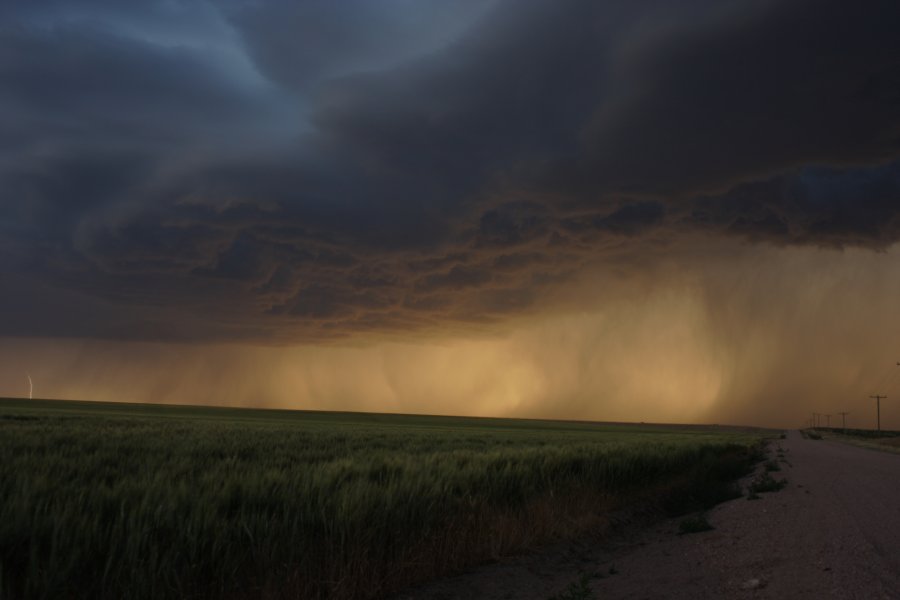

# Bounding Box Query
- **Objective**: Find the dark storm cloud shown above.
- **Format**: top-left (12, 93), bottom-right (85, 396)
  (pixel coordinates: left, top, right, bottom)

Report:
top-left (571, 0), bottom-right (900, 197)
top-left (476, 202), bottom-right (554, 248)
top-left (1, 0), bottom-right (899, 342)
top-left (688, 163), bottom-right (900, 247)
top-left (228, 0), bottom-right (495, 93)
top-left (561, 202), bottom-right (667, 237)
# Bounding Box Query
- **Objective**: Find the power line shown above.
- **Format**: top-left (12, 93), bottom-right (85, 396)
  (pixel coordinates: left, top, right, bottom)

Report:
top-left (870, 395), bottom-right (887, 432)
top-left (838, 411), bottom-right (849, 431)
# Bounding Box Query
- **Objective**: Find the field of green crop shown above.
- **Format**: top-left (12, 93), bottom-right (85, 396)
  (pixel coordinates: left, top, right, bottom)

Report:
top-left (0, 398), bottom-right (768, 599)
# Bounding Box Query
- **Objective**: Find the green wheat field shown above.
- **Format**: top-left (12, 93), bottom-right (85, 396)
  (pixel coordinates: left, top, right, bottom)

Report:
top-left (0, 398), bottom-right (769, 599)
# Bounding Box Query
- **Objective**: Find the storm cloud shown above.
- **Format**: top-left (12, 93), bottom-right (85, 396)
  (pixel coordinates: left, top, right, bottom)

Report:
top-left (1, 0), bottom-right (899, 344)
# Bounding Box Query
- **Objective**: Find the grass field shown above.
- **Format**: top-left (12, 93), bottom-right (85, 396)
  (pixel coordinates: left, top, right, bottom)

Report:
top-left (813, 426), bottom-right (900, 454)
top-left (814, 426), bottom-right (900, 439)
top-left (0, 398), bottom-right (769, 599)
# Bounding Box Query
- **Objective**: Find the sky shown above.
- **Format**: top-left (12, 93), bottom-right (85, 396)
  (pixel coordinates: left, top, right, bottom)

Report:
top-left (1, 0), bottom-right (899, 428)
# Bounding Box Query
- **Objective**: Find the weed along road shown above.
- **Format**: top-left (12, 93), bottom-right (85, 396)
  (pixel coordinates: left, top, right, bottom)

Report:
top-left (400, 430), bottom-right (900, 599)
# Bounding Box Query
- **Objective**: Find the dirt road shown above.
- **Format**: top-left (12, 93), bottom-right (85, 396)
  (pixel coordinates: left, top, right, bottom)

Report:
top-left (397, 431), bottom-right (900, 599)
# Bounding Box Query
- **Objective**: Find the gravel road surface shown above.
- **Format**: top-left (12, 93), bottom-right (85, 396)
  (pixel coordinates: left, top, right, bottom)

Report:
top-left (396, 431), bottom-right (900, 599)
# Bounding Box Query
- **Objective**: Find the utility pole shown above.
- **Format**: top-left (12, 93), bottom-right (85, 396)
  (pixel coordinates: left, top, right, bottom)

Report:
top-left (825, 414), bottom-right (831, 428)
top-left (870, 395), bottom-right (886, 432)
top-left (838, 411), bottom-right (849, 432)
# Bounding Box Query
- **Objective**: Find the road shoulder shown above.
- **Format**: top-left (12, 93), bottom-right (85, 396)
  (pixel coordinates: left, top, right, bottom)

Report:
top-left (396, 433), bottom-right (900, 599)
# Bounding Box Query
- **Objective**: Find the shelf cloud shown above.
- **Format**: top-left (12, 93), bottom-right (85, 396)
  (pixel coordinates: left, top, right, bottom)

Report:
top-left (1, 0), bottom-right (898, 425)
